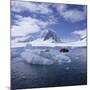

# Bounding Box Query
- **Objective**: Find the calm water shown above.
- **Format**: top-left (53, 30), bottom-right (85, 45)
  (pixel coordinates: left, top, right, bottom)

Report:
top-left (11, 47), bottom-right (87, 89)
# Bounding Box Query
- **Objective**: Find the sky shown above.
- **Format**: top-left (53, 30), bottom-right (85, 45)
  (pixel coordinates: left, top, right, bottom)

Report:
top-left (11, 0), bottom-right (87, 42)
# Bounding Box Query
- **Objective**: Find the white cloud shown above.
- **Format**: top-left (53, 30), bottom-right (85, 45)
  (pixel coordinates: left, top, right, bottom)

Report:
top-left (56, 4), bottom-right (86, 22)
top-left (72, 29), bottom-right (86, 38)
top-left (55, 4), bottom-right (67, 13)
top-left (11, 15), bottom-right (56, 37)
top-left (12, 17), bottom-right (40, 36)
top-left (62, 9), bottom-right (85, 22)
top-left (11, 1), bottom-right (52, 14)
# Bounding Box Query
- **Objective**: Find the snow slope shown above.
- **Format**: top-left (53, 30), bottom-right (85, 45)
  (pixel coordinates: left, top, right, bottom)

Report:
top-left (29, 36), bottom-right (86, 47)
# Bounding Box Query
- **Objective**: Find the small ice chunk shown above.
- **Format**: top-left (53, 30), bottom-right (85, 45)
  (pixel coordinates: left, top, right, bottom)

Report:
top-left (65, 67), bottom-right (70, 70)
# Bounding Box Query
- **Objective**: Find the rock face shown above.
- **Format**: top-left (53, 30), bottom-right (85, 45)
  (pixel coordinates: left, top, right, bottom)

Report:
top-left (40, 30), bottom-right (60, 42)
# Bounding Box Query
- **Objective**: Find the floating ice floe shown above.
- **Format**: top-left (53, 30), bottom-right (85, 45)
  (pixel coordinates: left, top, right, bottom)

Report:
top-left (21, 49), bottom-right (71, 65)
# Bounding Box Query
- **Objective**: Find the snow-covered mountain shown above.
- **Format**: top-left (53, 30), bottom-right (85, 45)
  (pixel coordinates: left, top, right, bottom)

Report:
top-left (11, 30), bottom-right (87, 48)
top-left (40, 30), bottom-right (60, 43)
top-left (29, 32), bottom-right (86, 47)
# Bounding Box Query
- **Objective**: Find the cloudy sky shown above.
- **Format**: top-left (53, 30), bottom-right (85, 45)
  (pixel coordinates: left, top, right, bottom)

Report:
top-left (11, 0), bottom-right (87, 42)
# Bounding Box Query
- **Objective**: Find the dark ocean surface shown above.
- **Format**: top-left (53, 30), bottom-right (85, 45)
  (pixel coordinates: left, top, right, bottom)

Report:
top-left (11, 47), bottom-right (87, 89)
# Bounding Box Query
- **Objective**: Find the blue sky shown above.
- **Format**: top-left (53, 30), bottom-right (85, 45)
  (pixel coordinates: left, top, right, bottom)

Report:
top-left (11, 0), bottom-right (87, 42)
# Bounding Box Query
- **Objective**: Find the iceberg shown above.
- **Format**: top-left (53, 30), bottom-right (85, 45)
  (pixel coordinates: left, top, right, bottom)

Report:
top-left (21, 48), bottom-right (71, 65)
